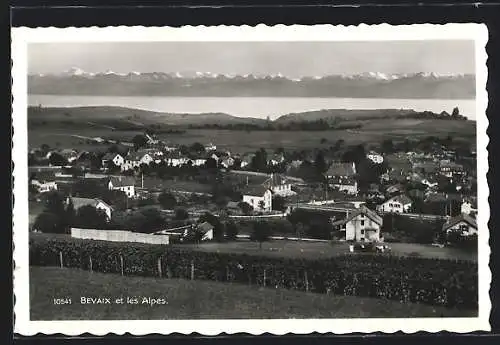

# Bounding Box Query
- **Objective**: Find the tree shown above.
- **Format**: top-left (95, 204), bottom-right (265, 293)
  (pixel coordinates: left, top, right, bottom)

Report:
top-left (381, 139), bottom-right (395, 154)
top-left (314, 151), bottom-right (328, 174)
top-left (250, 221), bottom-right (271, 250)
top-left (272, 195), bottom-right (286, 212)
top-left (225, 221), bottom-right (239, 240)
top-left (139, 207), bottom-right (166, 233)
top-left (73, 205), bottom-right (108, 229)
top-left (45, 191), bottom-right (66, 217)
top-left (452, 107), bottom-right (460, 117)
top-left (190, 142), bottom-right (205, 153)
top-left (33, 212), bottom-right (66, 234)
top-left (158, 191), bottom-right (177, 209)
top-left (174, 208), bottom-right (189, 221)
top-left (238, 201), bottom-right (253, 215)
top-left (204, 157), bottom-right (218, 170)
top-left (48, 152), bottom-right (67, 166)
top-left (132, 134), bottom-right (148, 150)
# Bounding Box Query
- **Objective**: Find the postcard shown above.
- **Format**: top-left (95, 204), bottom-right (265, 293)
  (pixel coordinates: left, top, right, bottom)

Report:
top-left (12, 24), bottom-right (490, 335)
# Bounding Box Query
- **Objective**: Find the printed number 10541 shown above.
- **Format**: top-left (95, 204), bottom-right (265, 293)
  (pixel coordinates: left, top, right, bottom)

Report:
top-left (53, 298), bottom-right (72, 305)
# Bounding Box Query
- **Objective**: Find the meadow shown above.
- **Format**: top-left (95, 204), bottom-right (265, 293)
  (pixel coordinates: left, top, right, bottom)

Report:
top-left (30, 266), bottom-right (476, 320)
top-left (27, 106), bottom-right (476, 153)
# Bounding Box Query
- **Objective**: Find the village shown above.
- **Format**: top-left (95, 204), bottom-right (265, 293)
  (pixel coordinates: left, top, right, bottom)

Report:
top-left (28, 129), bottom-right (478, 255)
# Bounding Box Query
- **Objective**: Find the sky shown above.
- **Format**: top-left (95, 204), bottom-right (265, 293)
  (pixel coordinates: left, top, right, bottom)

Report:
top-left (28, 41), bottom-right (475, 77)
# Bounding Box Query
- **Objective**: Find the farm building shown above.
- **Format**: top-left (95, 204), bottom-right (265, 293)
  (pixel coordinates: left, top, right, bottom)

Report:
top-left (101, 153), bottom-right (124, 168)
top-left (325, 162), bottom-right (358, 195)
top-left (332, 206), bottom-right (383, 242)
top-left (121, 151), bottom-right (154, 171)
top-left (262, 173), bottom-right (295, 197)
top-left (242, 185), bottom-right (273, 212)
top-left (377, 194), bottom-right (413, 213)
top-left (108, 176), bottom-right (136, 198)
top-left (30, 171), bottom-right (58, 193)
top-left (68, 197), bottom-right (113, 220)
top-left (442, 213), bottom-right (478, 236)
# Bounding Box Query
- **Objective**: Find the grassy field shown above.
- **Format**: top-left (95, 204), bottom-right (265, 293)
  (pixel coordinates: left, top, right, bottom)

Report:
top-left (29, 232), bottom-right (477, 262)
top-left (30, 266), bottom-right (476, 320)
top-left (175, 239), bottom-right (477, 262)
top-left (28, 106), bottom-right (476, 153)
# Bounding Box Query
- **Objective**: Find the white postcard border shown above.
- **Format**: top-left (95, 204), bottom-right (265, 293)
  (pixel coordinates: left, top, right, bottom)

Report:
top-left (12, 23), bottom-right (491, 335)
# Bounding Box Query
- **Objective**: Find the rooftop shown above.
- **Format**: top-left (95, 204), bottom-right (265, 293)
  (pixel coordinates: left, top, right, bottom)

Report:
top-left (325, 162), bottom-right (356, 177)
top-left (442, 213), bottom-right (477, 231)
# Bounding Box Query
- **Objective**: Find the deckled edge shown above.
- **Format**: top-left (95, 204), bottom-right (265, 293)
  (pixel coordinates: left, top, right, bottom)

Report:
top-left (11, 23), bottom-right (491, 336)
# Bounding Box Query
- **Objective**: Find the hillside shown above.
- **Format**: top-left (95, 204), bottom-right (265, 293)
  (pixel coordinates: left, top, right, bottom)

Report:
top-left (29, 70), bottom-right (476, 99)
top-left (30, 266), bottom-right (475, 320)
top-left (28, 106), bottom-right (268, 127)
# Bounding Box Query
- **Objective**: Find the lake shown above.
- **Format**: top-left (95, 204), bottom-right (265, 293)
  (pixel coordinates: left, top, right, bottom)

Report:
top-left (29, 95), bottom-right (476, 120)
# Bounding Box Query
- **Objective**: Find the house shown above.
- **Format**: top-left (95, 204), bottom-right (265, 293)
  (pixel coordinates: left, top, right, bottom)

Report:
top-left (164, 143), bottom-right (178, 152)
top-left (332, 206), bottom-right (383, 242)
top-left (121, 151), bottom-right (154, 171)
top-left (197, 221), bottom-right (214, 241)
top-left (220, 157), bottom-right (235, 169)
top-left (439, 161), bottom-right (465, 178)
top-left (108, 176), bottom-right (136, 198)
top-left (145, 133), bottom-right (159, 145)
top-left (366, 151), bottom-right (384, 164)
top-left (188, 154), bottom-right (208, 167)
top-left (30, 171), bottom-right (58, 193)
top-left (325, 162), bottom-right (358, 195)
top-left (242, 185), bottom-right (273, 212)
top-left (262, 173), bottom-right (294, 197)
top-left (58, 149), bottom-right (80, 163)
top-left (442, 213), bottom-right (478, 236)
top-left (268, 153), bottom-right (285, 166)
top-left (205, 143), bottom-right (217, 152)
top-left (377, 194), bottom-right (412, 213)
top-left (412, 161), bottom-right (439, 174)
top-left (101, 153), bottom-right (125, 168)
top-left (164, 152), bottom-right (189, 167)
top-left (68, 197), bottom-right (113, 220)
top-left (385, 183), bottom-right (404, 196)
top-left (461, 199), bottom-right (478, 216)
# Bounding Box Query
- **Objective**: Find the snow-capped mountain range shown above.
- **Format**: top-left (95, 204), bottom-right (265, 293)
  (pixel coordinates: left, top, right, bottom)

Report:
top-left (35, 67), bottom-right (469, 81)
top-left (28, 68), bottom-right (475, 99)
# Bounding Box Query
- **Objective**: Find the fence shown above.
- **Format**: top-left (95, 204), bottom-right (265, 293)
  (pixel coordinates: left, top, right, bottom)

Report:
top-left (71, 228), bottom-right (170, 245)
top-left (228, 213), bottom-right (287, 220)
top-left (30, 235), bottom-right (478, 310)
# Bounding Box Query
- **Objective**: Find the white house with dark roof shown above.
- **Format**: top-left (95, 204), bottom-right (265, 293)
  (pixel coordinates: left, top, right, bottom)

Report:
top-left (442, 213), bottom-right (478, 236)
top-left (332, 206), bottom-right (383, 242)
top-left (377, 194), bottom-right (412, 213)
top-left (461, 199), bottom-right (478, 216)
top-left (366, 151), bottom-right (384, 164)
top-left (121, 151), bottom-right (154, 171)
top-left (30, 171), bottom-right (58, 193)
top-left (164, 152), bottom-right (189, 167)
top-left (325, 162), bottom-right (358, 195)
top-left (242, 185), bottom-right (273, 212)
top-left (108, 176), bottom-right (136, 198)
top-left (68, 196), bottom-right (113, 220)
top-left (262, 173), bottom-right (294, 197)
top-left (101, 153), bottom-right (124, 168)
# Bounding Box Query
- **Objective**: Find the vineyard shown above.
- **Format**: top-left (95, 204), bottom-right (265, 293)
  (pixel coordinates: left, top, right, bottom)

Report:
top-left (29, 235), bottom-right (478, 310)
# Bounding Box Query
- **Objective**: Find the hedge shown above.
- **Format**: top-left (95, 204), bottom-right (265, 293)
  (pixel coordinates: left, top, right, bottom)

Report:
top-left (29, 235), bottom-right (478, 310)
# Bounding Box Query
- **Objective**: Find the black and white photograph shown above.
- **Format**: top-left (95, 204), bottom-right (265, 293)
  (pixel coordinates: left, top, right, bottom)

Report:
top-left (12, 24), bottom-right (489, 334)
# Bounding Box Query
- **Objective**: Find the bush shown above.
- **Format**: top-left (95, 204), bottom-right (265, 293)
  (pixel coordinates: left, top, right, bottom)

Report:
top-left (30, 235), bottom-right (478, 310)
